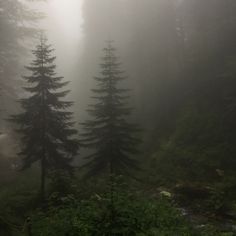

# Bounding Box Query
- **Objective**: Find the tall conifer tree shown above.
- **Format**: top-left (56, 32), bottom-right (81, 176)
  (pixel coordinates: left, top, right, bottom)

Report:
top-left (11, 36), bottom-right (78, 200)
top-left (81, 42), bottom-right (140, 177)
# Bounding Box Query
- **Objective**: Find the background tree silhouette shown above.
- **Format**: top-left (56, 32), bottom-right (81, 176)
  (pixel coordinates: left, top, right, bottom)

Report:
top-left (80, 41), bottom-right (140, 177)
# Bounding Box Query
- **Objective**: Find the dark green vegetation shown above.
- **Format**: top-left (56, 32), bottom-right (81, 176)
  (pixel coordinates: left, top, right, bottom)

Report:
top-left (1, 0), bottom-right (236, 235)
top-left (30, 182), bottom-right (194, 236)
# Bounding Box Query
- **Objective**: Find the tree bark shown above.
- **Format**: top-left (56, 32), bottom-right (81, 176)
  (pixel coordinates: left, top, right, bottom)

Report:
top-left (40, 156), bottom-right (46, 202)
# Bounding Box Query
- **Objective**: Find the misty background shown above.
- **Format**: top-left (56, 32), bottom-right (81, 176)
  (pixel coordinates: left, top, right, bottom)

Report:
top-left (1, 0), bottom-right (236, 178)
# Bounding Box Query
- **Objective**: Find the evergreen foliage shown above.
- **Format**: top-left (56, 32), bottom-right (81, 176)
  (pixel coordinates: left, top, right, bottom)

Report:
top-left (10, 36), bottom-right (79, 200)
top-left (80, 42), bottom-right (140, 177)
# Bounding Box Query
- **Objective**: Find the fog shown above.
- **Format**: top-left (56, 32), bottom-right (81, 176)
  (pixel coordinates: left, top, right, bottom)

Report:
top-left (20, 0), bottom-right (184, 128)
top-left (1, 0), bottom-right (236, 234)
top-left (31, 0), bottom-right (84, 110)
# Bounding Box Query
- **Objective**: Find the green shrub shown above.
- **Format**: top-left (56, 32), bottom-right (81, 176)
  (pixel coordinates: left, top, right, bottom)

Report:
top-left (31, 179), bottom-right (195, 236)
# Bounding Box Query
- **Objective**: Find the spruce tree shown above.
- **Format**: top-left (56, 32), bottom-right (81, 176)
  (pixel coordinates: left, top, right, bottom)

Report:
top-left (10, 36), bottom-right (79, 200)
top-left (80, 42), bottom-right (140, 177)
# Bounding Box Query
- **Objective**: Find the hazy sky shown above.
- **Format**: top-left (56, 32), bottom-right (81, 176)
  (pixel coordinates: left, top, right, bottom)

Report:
top-left (45, 0), bottom-right (83, 42)
top-left (31, 0), bottom-right (85, 99)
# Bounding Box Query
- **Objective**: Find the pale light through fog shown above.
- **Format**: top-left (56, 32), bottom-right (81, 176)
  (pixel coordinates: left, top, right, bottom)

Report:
top-left (48, 0), bottom-right (83, 40)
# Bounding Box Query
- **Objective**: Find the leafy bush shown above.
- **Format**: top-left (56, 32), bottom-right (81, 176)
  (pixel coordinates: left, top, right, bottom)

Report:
top-left (31, 179), bottom-right (195, 236)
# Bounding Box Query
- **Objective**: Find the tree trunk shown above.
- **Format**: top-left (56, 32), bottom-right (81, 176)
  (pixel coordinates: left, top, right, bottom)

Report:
top-left (40, 157), bottom-right (46, 202)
